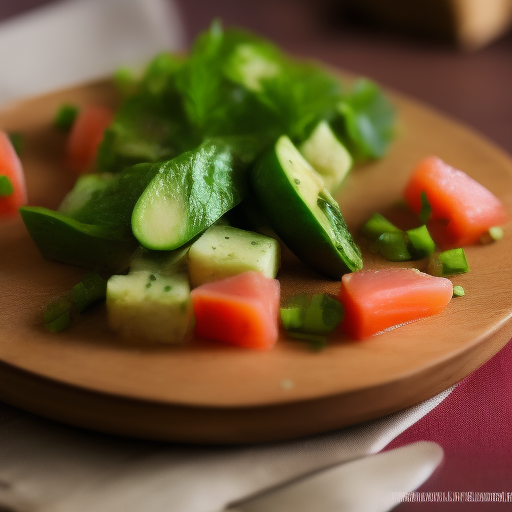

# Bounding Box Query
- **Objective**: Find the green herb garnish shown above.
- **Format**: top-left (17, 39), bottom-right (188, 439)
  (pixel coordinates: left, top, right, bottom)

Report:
top-left (453, 285), bottom-right (465, 297)
top-left (54, 104), bottom-right (79, 131)
top-left (0, 175), bottom-right (14, 197)
top-left (8, 132), bottom-right (23, 156)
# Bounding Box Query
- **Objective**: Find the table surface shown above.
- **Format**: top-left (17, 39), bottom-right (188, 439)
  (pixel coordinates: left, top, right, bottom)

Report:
top-left (1, 0), bottom-right (511, 509)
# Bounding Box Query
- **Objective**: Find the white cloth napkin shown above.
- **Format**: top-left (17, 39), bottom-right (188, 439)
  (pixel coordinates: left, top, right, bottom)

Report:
top-left (0, 2), bottom-right (452, 510)
top-left (0, 390), bottom-right (452, 512)
top-left (0, 0), bottom-right (185, 106)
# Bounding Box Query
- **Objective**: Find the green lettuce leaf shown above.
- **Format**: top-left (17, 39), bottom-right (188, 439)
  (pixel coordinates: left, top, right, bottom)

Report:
top-left (332, 78), bottom-right (396, 160)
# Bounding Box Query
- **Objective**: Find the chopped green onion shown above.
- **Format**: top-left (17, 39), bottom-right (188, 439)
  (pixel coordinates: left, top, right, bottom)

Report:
top-left (54, 104), bottom-right (79, 131)
top-left (280, 293), bottom-right (343, 335)
top-left (405, 224), bottom-right (436, 259)
top-left (419, 191), bottom-right (432, 224)
top-left (480, 226), bottom-right (504, 244)
top-left (377, 232), bottom-right (411, 261)
top-left (8, 132), bottom-right (23, 156)
top-left (71, 271), bottom-right (108, 313)
top-left (362, 213), bottom-right (401, 241)
top-left (489, 226), bottom-right (504, 240)
top-left (429, 248), bottom-right (469, 276)
top-left (452, 285), bottom-right (465, 297)
top-left (0, 175), bottom-right (14, 197)
top-left (303, 293), bottom-right (344, 334)
top-left (44, 300), bottom-right (72, 333)
top-left (287, 331), bottom-right (327, 351)
top-left (279, 293), bottom-right (309, 331)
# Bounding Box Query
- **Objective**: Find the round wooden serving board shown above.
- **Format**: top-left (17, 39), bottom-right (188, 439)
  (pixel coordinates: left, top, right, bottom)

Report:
top-left (0, 79), bottom-right (511, 444)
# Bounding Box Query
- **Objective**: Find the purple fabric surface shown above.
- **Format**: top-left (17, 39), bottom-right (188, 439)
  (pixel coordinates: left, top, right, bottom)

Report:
top-left (387, 340), bottom-right (512, 511)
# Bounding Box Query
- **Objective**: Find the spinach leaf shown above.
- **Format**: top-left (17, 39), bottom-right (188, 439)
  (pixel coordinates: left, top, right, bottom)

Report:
top-left (96, 54), bottom-right (199, 173)
top-left (332, 79), bottom-right (396, 160)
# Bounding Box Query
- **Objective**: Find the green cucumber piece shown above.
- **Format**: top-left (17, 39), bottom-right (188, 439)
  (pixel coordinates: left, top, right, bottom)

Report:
top-left (252, 135), bottom-right (362, 278)
top-left (299, 121), bottom-right (352, 194)
top-left (188, 225), bottom-right (280, 287)
top-left (20, 206), bottom-right (136, 270)
top-left (107, 249), bottom-right (193, 344)
top-left (132, 138), bottom-right (257, 251)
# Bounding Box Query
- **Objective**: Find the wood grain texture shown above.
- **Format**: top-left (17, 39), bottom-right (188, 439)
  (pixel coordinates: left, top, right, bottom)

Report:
top-left (0, 79), bottom-right (511, 444)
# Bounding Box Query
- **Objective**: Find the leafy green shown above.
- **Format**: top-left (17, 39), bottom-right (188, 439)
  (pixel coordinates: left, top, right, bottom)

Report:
top-left (172, 22), bottom-right (343, 141)
top-left (97, 54), bottom-right (199, 173)
top-left (96, 23), bottom-right (395, 175)
top-left (256, 61), bottom-right (342, 141)
top-left (332, 79), bottom-right (396, 160)
top-left (174, 24), bottom-right (278, 138)
top-left (70, 162), bottom-right (163, 236)
top-left (24, 22), bottom-right (397, 275)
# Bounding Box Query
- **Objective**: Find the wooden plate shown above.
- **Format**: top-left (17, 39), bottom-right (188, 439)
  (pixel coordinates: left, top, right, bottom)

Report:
top-left (1, 80), bottom-right (511, 444)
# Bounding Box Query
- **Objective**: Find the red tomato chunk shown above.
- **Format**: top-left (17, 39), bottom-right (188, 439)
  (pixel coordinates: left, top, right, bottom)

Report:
top-left (404, 156), bottom-right (508, 247)
top-left (66, 105), bottom-right (113, 173)
top-left (191, 271), bottom-right (280, 350)
top-left (0, 131), bottom-right (27, 217)
top-left (339, 268), bottom-right (453, 340)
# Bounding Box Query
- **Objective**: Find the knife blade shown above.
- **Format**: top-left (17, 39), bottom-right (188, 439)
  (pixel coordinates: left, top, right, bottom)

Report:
top-left (220, 441), bottom-right (443, 512)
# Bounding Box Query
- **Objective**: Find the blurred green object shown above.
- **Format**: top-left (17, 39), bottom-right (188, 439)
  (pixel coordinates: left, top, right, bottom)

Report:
top-left (8, 132), bottom-right (23, 155)
top-left (54, 104), bottom-right (78, 132)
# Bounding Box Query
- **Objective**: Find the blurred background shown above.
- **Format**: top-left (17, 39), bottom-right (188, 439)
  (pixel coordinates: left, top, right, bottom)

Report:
top-left (1, 0), bottom-right (511, 154)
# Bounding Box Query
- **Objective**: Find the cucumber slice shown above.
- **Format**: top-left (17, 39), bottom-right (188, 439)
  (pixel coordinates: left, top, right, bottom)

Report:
top-left (252, 136), bottom-right (362, 278)
top-left (188, 225), bottom-right (280, 287)
top-left (299, 121), bottom-right (352, 194)
top-left (107, 249), bottom-right (193, 344)
top-left (131, 139), bottom-right (255, 251)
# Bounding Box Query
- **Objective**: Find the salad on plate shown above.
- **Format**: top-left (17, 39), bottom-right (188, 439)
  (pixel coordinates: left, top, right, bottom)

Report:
top-left (1, 21), bottom-right (508, 350)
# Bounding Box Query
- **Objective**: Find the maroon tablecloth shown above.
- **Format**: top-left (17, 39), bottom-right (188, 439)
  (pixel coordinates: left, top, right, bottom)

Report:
top-left (389, 340), bottom-right (512, 510)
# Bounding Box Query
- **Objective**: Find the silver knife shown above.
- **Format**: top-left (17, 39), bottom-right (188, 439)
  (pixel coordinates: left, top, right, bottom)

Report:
top-left (219, 441), bottom-right (443, 512)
